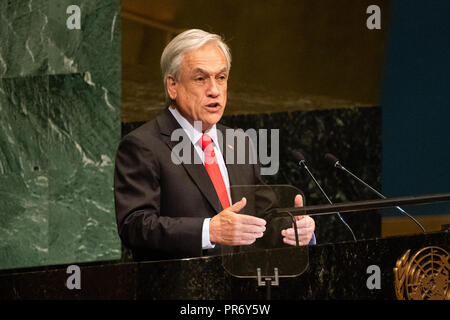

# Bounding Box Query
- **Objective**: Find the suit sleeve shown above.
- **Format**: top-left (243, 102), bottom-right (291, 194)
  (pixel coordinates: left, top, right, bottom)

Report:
top-left (114, 134), bottom-right (204, 258)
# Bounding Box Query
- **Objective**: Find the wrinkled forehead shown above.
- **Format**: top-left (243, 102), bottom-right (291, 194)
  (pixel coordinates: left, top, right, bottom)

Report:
top-left (181, 44), bottom-right (228, 75)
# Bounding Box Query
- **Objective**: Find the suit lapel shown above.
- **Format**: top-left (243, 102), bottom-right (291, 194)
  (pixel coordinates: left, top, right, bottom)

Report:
top-left (157, 108), bottom-right (223, 214)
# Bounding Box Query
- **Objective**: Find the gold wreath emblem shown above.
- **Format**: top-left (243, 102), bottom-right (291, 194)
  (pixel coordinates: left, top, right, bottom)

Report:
top-left (394, 246), bottom-right (450, 300)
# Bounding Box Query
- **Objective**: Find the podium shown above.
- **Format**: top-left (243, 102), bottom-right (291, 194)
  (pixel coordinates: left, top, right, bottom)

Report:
top-left (0, 193), bottom-right (449, 300)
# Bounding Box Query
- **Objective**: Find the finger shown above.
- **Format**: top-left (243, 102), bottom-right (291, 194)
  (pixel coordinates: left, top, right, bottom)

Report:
top-left (294, 194), bottom-right (303, 207)
top-left (238, 223), bottom-right (266, 234)
top-left (282, 231), bottom-right (312, 243)
top-left (242, 232), bottom-right (264, 239)
top-left (293, 215), bottom-right (313, 227)
top-left (283, 237), bottom-right (308, 246)
top-left (222, 226), bottom-right (264, 243)
top-left (237, 232), bottom-right (260, 241)
top-left (235, 238), bottom-right (257, 246)
top-left (283, 226), bottom-right (315, 237)
top-left (283, 232), bottom-right (312, 243)
top-left (238, 213), bottom-right (266, 226)
top-left (228, 197), bottom-right (247, 213)
top-left (281, 228), bottom-right (314, 241)
top-left (228, 233), bottom-right (261, 245)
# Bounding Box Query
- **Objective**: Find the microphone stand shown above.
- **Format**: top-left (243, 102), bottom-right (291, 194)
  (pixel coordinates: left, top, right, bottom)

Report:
top-left (299, 160), bottom-right (357, 242)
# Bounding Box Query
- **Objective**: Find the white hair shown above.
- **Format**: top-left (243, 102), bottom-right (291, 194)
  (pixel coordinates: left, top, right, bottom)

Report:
top-left (160, 29), bottom-right (232, 104)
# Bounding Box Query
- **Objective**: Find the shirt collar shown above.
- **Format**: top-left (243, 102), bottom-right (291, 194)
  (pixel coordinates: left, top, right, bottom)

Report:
top-left (168, 106), bottom-right (219, 147)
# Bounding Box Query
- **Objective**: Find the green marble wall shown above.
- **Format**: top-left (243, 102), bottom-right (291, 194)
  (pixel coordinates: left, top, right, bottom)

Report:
top-left (0, 0), bottom-right (121, 270)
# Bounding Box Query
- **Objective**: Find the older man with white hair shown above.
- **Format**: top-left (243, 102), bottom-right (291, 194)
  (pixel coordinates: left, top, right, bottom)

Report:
top-left (114, 29), bottom-right (315, 261)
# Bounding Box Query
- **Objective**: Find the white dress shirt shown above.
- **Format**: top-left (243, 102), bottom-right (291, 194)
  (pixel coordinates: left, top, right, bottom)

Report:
top-left (169, 106), bottom-right (232, 249)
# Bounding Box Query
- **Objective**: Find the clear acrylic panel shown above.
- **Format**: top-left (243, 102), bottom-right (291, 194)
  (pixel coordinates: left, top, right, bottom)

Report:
top-left (222, 184), bottom-right (309, 279)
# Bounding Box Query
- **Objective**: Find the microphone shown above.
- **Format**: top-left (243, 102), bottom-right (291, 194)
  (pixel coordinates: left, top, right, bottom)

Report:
top-left (293, 151), bottom-right (357, 241)
top-left (324, 153), bottom-right (426, 233)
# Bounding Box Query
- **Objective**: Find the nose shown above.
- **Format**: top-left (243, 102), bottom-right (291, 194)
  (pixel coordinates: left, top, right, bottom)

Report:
top-left (206, 78), bottom-right (220, 98)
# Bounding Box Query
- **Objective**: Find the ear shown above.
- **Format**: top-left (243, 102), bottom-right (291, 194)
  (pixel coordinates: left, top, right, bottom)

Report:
top-left (166, 75), bottom-right (177, 100)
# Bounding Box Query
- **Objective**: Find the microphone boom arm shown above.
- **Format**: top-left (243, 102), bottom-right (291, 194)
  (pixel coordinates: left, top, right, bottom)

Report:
top-left (274, 192), bottom-right (450, 218)
top-left (338, 163), bottom-right (426, 233)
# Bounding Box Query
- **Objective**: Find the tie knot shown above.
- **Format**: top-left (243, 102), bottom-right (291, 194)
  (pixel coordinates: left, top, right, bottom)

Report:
top-left (200, 134), bottom-right (213, 151)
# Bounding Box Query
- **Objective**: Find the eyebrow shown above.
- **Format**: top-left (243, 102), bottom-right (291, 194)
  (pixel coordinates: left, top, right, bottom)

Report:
top-left (192, 67), bottom-right (228, 75)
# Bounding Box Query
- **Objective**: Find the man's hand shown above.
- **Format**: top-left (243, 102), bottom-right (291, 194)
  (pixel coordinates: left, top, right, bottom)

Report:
top-left (209, 197), bottom-right (266, 246)
top-left (281, 194), bottom-right (315, 246)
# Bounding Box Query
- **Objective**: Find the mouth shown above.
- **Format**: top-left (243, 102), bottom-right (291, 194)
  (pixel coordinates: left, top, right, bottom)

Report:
top-left (205, 102), bottom-right (221, 111)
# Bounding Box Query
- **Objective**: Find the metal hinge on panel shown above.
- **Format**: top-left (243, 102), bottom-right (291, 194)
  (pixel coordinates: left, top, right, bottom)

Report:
top-left (257, 267), bottom-right (279, 286)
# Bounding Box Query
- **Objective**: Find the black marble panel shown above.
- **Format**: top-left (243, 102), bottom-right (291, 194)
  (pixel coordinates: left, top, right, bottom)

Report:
top-left (0, 261), bottom-right (136, 300)
top-left (0, 232), bottom-right (448, 300)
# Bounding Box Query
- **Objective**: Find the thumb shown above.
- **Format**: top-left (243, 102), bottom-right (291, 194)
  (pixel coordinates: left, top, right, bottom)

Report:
top-left (229, 197), bottom-right (247, 213)
top-left (294, 194), bottom-right (303, 207)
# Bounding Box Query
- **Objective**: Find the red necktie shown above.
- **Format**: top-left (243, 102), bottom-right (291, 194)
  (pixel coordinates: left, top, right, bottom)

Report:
top-left (200, 134), bottom-right (230, 210)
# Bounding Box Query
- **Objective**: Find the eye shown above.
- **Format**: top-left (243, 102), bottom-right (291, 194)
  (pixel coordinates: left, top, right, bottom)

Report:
top-left (195, 77), bottom-right (205, 82)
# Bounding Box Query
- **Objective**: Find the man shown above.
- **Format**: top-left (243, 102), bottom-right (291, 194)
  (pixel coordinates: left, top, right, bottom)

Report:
top-left (114, 29), bottom-right (315, 261)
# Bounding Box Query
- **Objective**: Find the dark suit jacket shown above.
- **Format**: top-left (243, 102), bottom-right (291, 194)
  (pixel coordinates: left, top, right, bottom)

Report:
top-left (114, 108), bottom-right (277, 261)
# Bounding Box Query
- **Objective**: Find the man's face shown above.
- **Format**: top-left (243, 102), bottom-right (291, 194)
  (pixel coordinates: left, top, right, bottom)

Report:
top-left (167, 44), bottom-right (228, 131)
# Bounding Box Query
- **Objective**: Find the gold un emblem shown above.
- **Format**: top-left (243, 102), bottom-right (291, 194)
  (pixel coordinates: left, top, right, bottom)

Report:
top-left (394, 246), bottom-right (449, 300)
